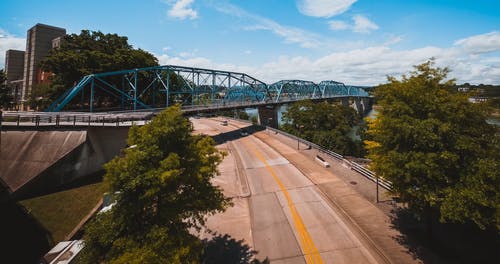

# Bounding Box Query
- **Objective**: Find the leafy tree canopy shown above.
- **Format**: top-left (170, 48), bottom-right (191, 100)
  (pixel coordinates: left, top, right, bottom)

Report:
top-left (365, 60), bottom-right (499, 232)
top-left (80, 105), bottom-right (230, 263)
top-left (281, 100), bottom-right (364, 156)
top-left (0, 69), bottom-right (14, 109)
top-left (39, 30), bottom-right (158, 101)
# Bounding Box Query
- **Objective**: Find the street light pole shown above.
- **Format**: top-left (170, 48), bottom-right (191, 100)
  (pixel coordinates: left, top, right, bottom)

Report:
top-left (296, 124), bottom-right (304, 150)
top-left (267, 117), bottom-right (273, 134)
top-left (376, 175), bottom-right (380, 203)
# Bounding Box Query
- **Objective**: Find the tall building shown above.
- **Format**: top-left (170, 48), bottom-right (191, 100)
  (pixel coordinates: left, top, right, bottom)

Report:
top-left (4, 50), bottom-right (25, 107)
top-left (21, 23), bottom-right (66, 106)
top-left (5, 50), bottom-right (25, 81)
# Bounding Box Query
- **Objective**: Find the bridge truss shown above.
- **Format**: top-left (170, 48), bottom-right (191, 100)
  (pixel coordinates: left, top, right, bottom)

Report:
top-left (46, 65), bottom-right (369, 112)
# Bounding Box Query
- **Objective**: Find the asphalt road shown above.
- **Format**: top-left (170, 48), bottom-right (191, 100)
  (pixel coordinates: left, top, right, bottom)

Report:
top-left (193, 118), bottom-right (380, 264)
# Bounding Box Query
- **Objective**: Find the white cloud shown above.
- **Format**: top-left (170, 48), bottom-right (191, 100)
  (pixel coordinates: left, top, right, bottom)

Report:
top-left (0, 29), bottom-right (25, 69)
top-left (382, 35), bottom-right (403, 46)
top-left (328, 20), bottom-right (349, 30)
top-left (297, 0), bottom-right (357, 18)
top-left (352, 15), bottom-right (379, 33)
top-left (454, 31), bottom-right (500, 54)
top-left (329, 15), bottom-right (378, 33)
top-left (213, 2), bottom-right (322, 48)
top-left (167, 0), bottom-right (198, 20)
top-left (156, 52), bottom-right (255, 74)
top-left (178, 48), bottom-right (198, 58)
top-left (154, 32), bottom-right (500, 86)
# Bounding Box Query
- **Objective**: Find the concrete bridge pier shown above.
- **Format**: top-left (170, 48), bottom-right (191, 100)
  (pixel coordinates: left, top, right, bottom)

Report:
top-left (257, 105), bottom-right (279, 128)
top-left (362, 97), bottom-right (373, 115)
top-left (341, 97), bottom-right (350, 107)
top-left (354, 98), bottom-right (365, 115)
top-left (353, 97), bottom-right (374, 116)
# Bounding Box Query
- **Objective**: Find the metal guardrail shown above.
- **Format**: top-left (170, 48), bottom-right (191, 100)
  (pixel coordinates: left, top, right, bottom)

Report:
top-left (265, 126), bottom-right (393, 190)
top-left (349, 162), bottom-right (393, 190)
top-left (0, 111), bottom-right (150, 128)
top-left (225, 117), bottom-right (393, 191)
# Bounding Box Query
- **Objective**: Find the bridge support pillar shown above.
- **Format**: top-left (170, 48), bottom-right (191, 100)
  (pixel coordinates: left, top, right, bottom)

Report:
top-left (341, 97), bottom-right (350, 107)
top-left (362, 97), bottom-right (373, 115)
top-left (258, 105), bottom-right (278, 128)
top-left (354, 98), bottom-right (364, 115)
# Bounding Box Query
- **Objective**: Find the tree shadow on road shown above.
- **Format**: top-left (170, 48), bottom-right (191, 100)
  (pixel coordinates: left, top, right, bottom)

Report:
top-left (390, 207), bottom-right (500, 264)
top-left (390, 207), bottom-right (448, 264)
top-left (201, 234), bottom-right (269, 264)
top-left (211, 124), bottom-right (262, 145)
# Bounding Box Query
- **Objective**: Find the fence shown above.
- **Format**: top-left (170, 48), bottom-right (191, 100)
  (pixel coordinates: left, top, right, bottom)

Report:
top-left (0, 111), bottom-right (151, 128)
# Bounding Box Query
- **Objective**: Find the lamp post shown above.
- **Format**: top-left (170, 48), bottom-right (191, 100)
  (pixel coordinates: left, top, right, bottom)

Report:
top-left (296, 124), bottom-right (304, 150)
top-left (267, 117), bottom-right (273, 134)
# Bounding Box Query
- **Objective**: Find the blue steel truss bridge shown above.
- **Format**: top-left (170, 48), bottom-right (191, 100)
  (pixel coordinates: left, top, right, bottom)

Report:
top-left (45, 65), bottom-right (370, 112)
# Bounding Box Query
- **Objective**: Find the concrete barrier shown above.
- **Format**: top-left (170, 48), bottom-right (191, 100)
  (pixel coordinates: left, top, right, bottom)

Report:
top-left (315, 155), bottom-right (330, 168)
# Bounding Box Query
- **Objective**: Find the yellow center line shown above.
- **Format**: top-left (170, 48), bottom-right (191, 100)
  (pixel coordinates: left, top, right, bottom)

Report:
top-left (242, 139), bottom-right (324, 264)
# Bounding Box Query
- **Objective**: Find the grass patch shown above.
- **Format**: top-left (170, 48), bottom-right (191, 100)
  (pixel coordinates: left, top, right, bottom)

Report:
top-left (20, 182), bottom-right (105, 243)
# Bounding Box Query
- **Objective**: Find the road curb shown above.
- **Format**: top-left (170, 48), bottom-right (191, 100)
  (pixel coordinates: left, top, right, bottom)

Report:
top-left (228, 141), bottom-right (251, 198)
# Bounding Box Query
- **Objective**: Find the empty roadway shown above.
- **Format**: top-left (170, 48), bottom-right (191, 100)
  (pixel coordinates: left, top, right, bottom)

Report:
top-left (192, 118), bottom-right (381, 264)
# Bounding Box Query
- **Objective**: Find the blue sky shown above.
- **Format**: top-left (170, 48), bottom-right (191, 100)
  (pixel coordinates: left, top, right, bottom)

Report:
top-left (1, 0), bottom-right (499, 85)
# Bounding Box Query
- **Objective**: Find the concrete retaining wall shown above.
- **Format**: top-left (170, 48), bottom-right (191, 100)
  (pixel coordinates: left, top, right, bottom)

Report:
top-left (0, 127), bottom-right (129, 200)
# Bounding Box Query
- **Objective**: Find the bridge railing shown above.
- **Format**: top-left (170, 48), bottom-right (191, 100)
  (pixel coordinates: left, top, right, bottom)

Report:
top-left (225, 116), bottom-right (393, 191)
top-left (0, 111), bottom-right (152, 128)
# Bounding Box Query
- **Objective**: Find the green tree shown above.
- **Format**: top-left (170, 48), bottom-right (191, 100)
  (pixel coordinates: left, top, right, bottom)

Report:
top-left (365, 60), bottom-right (499, 232)
top-left (0, 69), bottom-right (14, 109)
top-left (39, 30), bottom-right (158, 104)
top-left (236, 111), bottom-right (250, 120)
top-left (80, 105), bottom-right (230, 263)
top-left (26, 83), bottom-right (57, 110)
top-left (250, 116), bottom-right (258, 124)
top-left (281, 100), bottom-right (363, 156)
